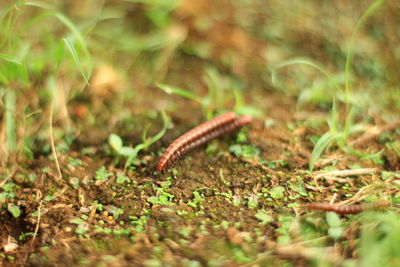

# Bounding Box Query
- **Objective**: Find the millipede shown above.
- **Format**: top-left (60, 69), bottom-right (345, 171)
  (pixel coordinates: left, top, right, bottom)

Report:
top-left (304, 201), bottom-right (390, 214)
top-left (157, 112), bottom-right (251, 171)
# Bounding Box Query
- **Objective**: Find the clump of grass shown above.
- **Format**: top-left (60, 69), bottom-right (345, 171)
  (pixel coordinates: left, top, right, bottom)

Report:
top-left (157, 67), bottom-right (261, 119)
top-left (271, 0), bottom-right (386, 171)
top-left (0, 2), bottom-right (93, 161)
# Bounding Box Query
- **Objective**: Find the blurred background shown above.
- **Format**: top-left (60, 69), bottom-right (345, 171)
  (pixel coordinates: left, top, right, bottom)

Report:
top-left (0, 0), bottom-right (399, 160)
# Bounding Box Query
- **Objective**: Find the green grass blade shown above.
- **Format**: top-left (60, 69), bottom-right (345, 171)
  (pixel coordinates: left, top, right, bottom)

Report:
top-left (125, 111), bottom-right (170, 168)
top-left (344, 0), bottom-right (385, 107)
top-left (4, 90), bottom-right (17, 152)
top-left (0, 53), bottom-right (22, 65)
top-left (22, 4), bottom-right (88, 51)
top-left (63, 38), bottom-right (89, 84)
top-left (156, 83), bottom-right (202, 103)
top-left (342, 106), bottom-right (356, 144)
top-left (271, 58), bottom-right (342, 93)
top-left (19, 4), bottom-right (92, 82)
top-left (309, 131), bottom-right (341, 171)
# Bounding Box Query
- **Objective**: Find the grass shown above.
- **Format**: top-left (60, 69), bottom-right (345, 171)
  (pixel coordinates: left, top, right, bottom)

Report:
top-left (272, 0), bottom-right (388, 170)
top-left (1, 0), bottom-right (399, 266)
top-left (108, 110), bottom-right (169, 169)
top-left (157, 67), bottom-right (261, 120)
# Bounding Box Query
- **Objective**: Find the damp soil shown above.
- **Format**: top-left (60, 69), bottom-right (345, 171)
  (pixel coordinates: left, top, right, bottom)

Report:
top-left (1, 86), bottom-right (399, 267)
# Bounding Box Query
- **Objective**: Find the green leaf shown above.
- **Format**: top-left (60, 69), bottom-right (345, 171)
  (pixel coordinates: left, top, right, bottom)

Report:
top-left (118, 147), bottom-right (135, 157)
top-left (63, 38), bottom-right (89, 84)
top-left (75, 224), bottom-right (89, 235)
top-left (271, 58), bottom-right (341, 93)
top-left (116, 172), bottom-right (130, 184)
top-left (328, 227), bottom-right (343, 239)
top-left (326, 212), bottom-right (342, 227)
top-left (156, 83), bottom-right (201, 103)
top-left (125, 110), bottom-right (169, 168)
top-left (107, 206), bottom-right (124, 219)
top-left (290, 181), bottom-right (307, 196)
top-left (8, 204), bottom-right (21, 217)
top-left (345, 0), bottom-right (385, 105)
top-left (70, 218), bottom-right (85, 224)
top-left (255, 210), bottom-right (273, 225)
top-left (309, 131), bottom-right (341, 171)
top-left (0, 53), bottom-right (22, 65)
top-left (95, 166), bottom-right (111, 181)
top-left (247, 195), bottom-right (258, 209)
top-left (109, 134), bottom-right (123, 152)
top-left (270, 186), bottom-right (285, 199)
top-left (229, 144), bottom-right (259, 158)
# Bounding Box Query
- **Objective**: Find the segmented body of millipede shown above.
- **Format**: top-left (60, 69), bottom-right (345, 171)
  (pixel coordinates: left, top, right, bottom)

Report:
top-left (304, 201), bottom-right (390, 214)
top-left (157, 112), bottom-right (251, 171)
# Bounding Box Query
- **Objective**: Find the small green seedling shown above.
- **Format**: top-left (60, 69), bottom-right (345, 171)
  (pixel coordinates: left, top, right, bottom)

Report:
top-left (7, 203), bottom-right (21, 217)
top-left (109, 110), bottom-right (169, 168)
top-left (95, 166), bottom-right (111, 182)
top-left (255, 210), bottom-right (273, 226)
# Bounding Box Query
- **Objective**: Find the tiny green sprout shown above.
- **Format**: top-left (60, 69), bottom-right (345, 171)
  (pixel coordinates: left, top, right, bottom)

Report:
top-left (3, 182), bottom-right (15, 192)
top-left (148, 187), bottom-right (174, 205)
top-left (219, 169), bottom-right (231, 186)
top-left (75, 224), bottom-right (89, 236)
top-left (255, 210), bottom-right (272, 226)
top-left (69, 177), bottom-right (80, 190)
top-left (95, 166), bottom-right (111, 181)
top-left (116, 172), bottom-right (130, 184)
top-left (247, 195), bottom-right (258, 209)
top-left (233, 195), bottom-right (242, 207)
top-left (177, 210), bottom-right (188, 216)
top-left (179, 227), bottom-right (191, 239)
top-left (91, 200), bottom-right (104, 211)
top-left (231, 247), bottom-right (252, 263)
top-left (70, 218), bottom-right (85, 225)
top-left (68, 157), bottom-right (83, 167)
top-left (107, 206), bottom-right (124, 219)
top-left (289, 181), bottom-right (307, 197)
top-left (7, 203), bottom-right (21, 217)
top-left (129, 215), bottom-right (148, 233)
top-left (44, 193), bottom-right (58, 201)
top-left (41, 167), bottom-right (50, 174)
top-left (270, 186), bottom-right (285, 199)
top-left (236, 131), bottom-right (248, 143)
top-left (28, 173), bottom-right (37, 183)
top-left (19, 232), bottom-right (34, 241)
top-left (221, 220), bottom-right (229, 230)
top-left (229, 144), bottom-right (259, 158)
top-left (187, 191), bottom-right (204, 209)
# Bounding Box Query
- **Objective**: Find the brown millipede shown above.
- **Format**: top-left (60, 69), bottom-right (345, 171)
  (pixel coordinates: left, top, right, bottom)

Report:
top-left (304, 201), bottom-right (390, 214)
top-left (157, 112), bottom-right (251, 171)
